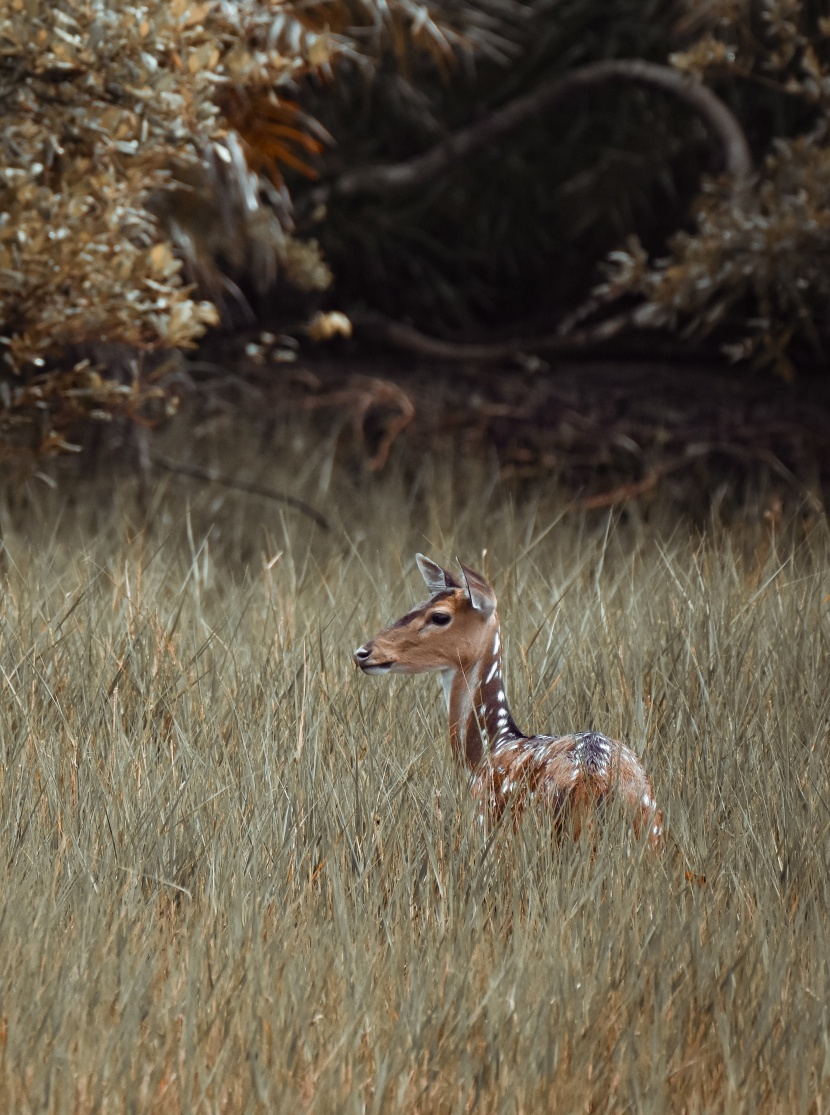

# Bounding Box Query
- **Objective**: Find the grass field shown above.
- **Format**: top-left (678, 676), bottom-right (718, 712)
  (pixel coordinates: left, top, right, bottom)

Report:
top-left (1, 434), bottom-right (829, 1113)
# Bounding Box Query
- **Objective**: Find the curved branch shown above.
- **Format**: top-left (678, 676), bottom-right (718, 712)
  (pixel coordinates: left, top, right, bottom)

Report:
top-left (151, 454), bottom-right (330, 531)
top-left (303, 59), bottom-right (751, 211)
top-left (353, 309), bottom-right (637, 363)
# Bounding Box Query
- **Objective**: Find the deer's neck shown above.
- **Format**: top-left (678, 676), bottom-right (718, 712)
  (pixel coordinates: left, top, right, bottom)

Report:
top-left (444, 622), bottom-right (523, 769)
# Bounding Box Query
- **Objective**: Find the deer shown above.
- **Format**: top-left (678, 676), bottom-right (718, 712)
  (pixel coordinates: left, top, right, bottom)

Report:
top-left (354, 555), bottom-right (663, 848)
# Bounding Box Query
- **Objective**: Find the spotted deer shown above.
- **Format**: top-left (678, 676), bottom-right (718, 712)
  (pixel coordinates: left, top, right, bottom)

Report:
top-left (354, 555), bottom-right (663, 848)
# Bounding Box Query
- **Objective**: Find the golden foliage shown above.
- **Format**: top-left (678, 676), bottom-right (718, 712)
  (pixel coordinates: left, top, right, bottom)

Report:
top-left (601, 0), bottom-right (830, 373)
top-left (0, 2), bottom-right (225, 367)
top-left (0, 0), bottom-right (477, 450)
top-left (220, 89), bottom-right (331, 184)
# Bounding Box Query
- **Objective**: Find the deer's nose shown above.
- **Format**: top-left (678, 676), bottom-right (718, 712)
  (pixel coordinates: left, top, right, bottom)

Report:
top-left (354, 643), bottom-right (373, 664)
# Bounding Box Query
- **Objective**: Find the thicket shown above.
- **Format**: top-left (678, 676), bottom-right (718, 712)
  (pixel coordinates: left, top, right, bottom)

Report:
top-left (1, 0), bottom-right (829, 456)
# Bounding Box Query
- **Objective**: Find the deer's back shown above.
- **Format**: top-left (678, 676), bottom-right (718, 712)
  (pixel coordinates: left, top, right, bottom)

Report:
top-left (473, 730), bottom-right (661, 842)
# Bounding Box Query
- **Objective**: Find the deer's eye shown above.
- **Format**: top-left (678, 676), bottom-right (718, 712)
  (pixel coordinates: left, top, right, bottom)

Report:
top-left (430, 611), bottom-right (452, 626)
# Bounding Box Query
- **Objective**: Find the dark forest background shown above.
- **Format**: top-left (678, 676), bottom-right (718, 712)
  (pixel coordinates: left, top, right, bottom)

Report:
top-left (2, 0), bottom-right (830, 503)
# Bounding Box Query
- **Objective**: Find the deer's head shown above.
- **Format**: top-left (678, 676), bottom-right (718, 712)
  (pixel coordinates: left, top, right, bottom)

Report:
top-left (354, 555), bottom-right (498, 676)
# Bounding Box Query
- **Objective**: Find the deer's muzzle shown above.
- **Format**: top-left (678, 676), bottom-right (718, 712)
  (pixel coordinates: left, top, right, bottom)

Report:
top-left (353, 642), bottom-right (393, 673)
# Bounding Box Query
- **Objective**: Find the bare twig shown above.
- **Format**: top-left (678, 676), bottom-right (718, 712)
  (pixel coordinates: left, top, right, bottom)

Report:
top-left (151, 453), bottom-right (330, 531)
top-left (353, 310), bottom-right (637, 363)
top-left (578, 463), bottom-right (683, 510)
top-left (576, 444), bottom-right (826, 512)
top-left (355, 314), bottom-right (536, 362)
top-left (296, 375), bottom-right (415, 470)
top-left (303, 59), bottom-right (751, 212)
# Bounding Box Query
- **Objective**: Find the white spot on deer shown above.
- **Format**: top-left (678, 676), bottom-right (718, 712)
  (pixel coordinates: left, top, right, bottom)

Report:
top-left (440, 669), bottom-right (454, 711)
top-left (493, 631), bottom-right (500, 654)
top-left (486, 661), bottom-right (499, 683)
top-left (497, 689), bottom-right (505, 703)
top-left (642, 793), bottom-right (653, 808)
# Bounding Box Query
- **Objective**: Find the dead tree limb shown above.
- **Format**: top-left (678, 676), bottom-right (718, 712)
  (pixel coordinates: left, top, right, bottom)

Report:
top-left (151, 453), bottom-right (330, 531)
top-left (353, 309), bottom-right (636, 362)
top-left (304, 59), bottom-right (751, 211)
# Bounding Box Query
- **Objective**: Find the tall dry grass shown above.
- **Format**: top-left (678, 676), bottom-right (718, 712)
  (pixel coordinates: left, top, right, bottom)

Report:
top-left (0, 432), bottom-right (829, 1113)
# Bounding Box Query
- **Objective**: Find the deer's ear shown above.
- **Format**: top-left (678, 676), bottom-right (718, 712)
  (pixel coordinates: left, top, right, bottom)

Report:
top-left (459, 562), bottom-right (496, 617)
top-left (416, 554), bottom-right (459, 594)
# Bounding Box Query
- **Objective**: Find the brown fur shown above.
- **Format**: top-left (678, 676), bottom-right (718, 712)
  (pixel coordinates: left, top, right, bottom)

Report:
top-left (355, 557), bottom-right (662, 849)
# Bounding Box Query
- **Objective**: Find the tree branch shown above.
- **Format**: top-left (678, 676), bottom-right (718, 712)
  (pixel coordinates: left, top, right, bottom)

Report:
top-left (304, 59), bottom-right (751, 211)
top-left (151, 453), bottom-right (330, 531)
top-left (353, 309), bottom-right (637, 363)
